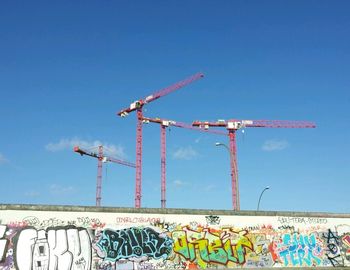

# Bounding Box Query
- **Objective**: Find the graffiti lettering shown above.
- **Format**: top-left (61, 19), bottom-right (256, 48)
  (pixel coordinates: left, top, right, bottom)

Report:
top-left (95, 260), bottom-right (116, 270)
top-left (244, 225), bottom-right (261, 231)
top-left (76, 217), bottom-right (105, 229)
top-left (115, 217), bottom-right (161, 224)
top-left (67, 220), bottom-right (77, 226)
top-left (205, 215), bottom-right (220, 225)
top-left (253, 235), bottom-right (270, 256)
top-left (307, 218), bottom-right (328, 224)
top-left (278, 217), bottom-right (306, 224)
top-left (172, 227), bottom-right (253, 268)
top-left (277, 217), bottom-right (327, 225)
top-left (21, 216), bottom-right (66, 227)
top-left (96, 227), bottom-right (173, 262)
top-left (323, 229), bottom-right (344, 267)
top-left (278, 225), bottom-right (295, 231)
top-left (1, 210), bottom-right (350, 269)
top-left (8, 222), bottom-right (28, 228)
top-left (276, 233), bottom-right (322, 266)
top-left (327, 253), bottom-right (342, 267)
top-left (15, 226), bottom-right (92, 269)
top-left (324, 229), bottom-right (339, 245)
top-left (150, 220), bottom-right (177, 232)
top-left (40, 218), bottom-right (66, 227)
top-left (139, 261), bottom-right (157, 270)
top-left (22, 216), bottom-right (40, 226)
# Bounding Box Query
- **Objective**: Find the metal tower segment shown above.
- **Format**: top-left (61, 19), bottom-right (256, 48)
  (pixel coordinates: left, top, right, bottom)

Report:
top-left (161, 124), bottom-right (166, 208)
top-left (135, 109), bottom-right (143, 208)
top-left (96, 145), bottom-right (103, 206)
top-left (228, 131), bottom-right (239, 210)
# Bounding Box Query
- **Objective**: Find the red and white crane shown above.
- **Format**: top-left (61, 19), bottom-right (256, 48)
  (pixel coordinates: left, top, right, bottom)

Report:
top-left (142, 116), bottom-right (226, 208)
top-left (74, 145), bottom-right (136, 207)
top-left (117, 72), bottom-right (204, 208)
top-left (192, 119), bottom-right (316, 211)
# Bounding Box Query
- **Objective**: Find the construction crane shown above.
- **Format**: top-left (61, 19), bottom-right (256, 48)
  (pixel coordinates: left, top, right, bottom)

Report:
top-left (74, 145), bottom-right (136, 207)
top-left (142, 116), bottom-right (226, 208)
top-left (192, 119), bottom-right (316, 211)
top-left (117, 72), bottom-right (204, 208)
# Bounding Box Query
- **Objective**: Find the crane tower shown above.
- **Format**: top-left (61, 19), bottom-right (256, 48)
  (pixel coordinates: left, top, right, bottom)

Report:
top-left (117, 73), bottom-right (204, 208)
top-left (142, 116), bottom-right (226, 208)
top-left (193, 119), bottom-right (316, 210)
top-left (74, 145), bottom-right (136, 206)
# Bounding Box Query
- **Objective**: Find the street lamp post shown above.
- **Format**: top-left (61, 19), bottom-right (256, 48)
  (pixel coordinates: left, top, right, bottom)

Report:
top-left (215, 142), bottom-right (240, 210)
top-left (257, 186), bottom-right (270, 211)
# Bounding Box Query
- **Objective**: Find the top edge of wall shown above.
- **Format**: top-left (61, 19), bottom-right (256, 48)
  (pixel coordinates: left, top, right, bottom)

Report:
top-left (0, 203), bottom-right (349, 218)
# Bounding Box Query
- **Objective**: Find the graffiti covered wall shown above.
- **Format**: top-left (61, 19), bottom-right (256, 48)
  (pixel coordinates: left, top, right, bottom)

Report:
top-left (0, 205), bottom-right (349, 269)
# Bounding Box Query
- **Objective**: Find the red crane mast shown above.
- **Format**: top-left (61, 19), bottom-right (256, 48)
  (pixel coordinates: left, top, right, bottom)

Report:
top-left (117, 73), bottom-right (204, 208)
top-left (142, 116), bottom-right (226, 208)
top-left (192, 119), bottom-right (316, 211)
top-left (74, 145), bottom-right (136, 207)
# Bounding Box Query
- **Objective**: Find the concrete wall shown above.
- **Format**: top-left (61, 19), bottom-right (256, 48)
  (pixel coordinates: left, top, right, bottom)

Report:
top-left (0, 204), bottom-right (349, 269)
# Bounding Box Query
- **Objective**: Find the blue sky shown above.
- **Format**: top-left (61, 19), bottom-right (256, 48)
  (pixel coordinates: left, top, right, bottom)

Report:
top-left (1, 1), bottom-right (349, 213)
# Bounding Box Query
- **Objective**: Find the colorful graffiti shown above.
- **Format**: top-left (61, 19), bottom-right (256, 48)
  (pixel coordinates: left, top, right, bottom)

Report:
top-left (172, 227), bottom-right (253, 268)
top-left (274, 233), bottom-right (323, 267)
top-left (0, 209), bottom-right (349, 269)
top-left (96, 227), bottom-right (173, 262)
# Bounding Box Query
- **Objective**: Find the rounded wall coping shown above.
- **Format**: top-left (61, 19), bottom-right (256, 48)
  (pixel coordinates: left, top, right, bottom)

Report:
top-left (0, 203), bottom-right (349, 218)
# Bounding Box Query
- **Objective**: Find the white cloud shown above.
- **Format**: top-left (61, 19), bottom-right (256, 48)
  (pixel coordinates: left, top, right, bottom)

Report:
top-left (24, 190), bottom-right (40, 197)
top-left (45, 137), bottom-right (126, 158)
top-left (0, 153), bottom-right (8, 164)
top-left (49, 184), bottom-right (75, 195)
top-left (204, 184), bottom-right (216, 191)
top-left (172, 146), bottom-right (198, 160)
top-left (262, 139), bottom-right (289, 151)
top-left (173, 179), bottom-right (189, 188)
